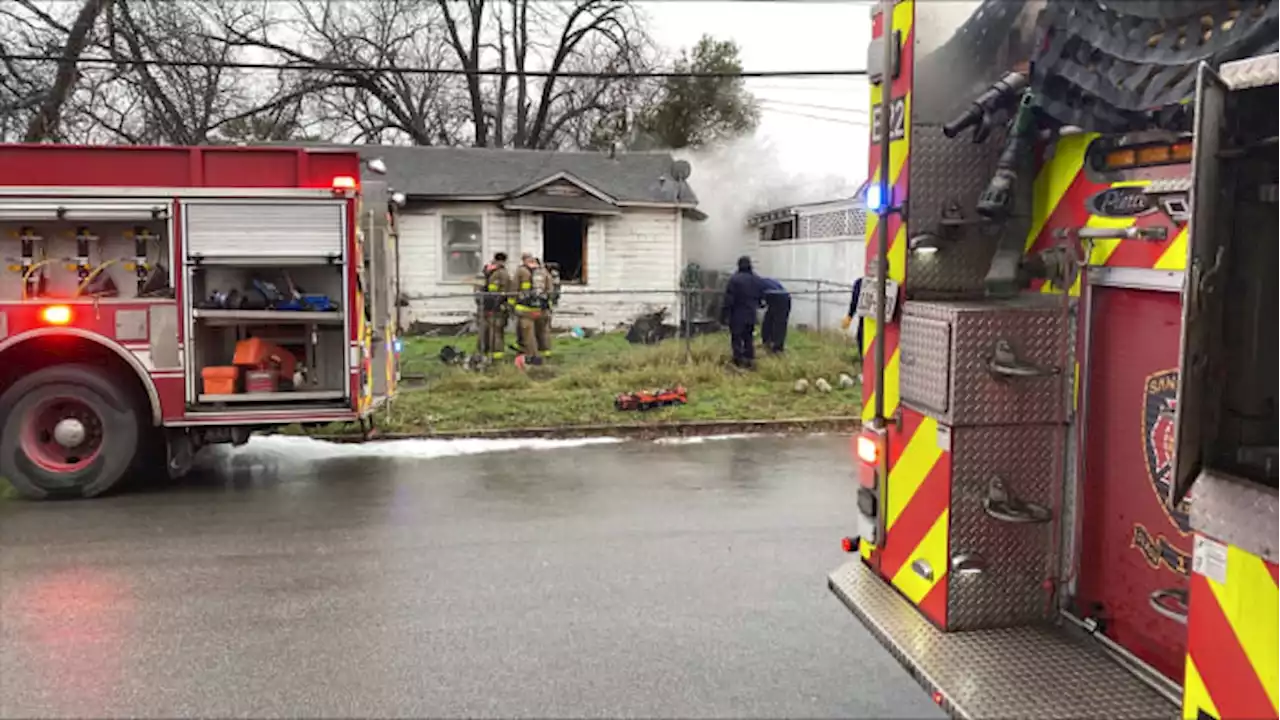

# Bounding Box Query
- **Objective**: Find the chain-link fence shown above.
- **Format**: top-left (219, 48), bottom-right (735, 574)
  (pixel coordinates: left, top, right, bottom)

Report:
top-left (398, 283), bottom-right (859, 352)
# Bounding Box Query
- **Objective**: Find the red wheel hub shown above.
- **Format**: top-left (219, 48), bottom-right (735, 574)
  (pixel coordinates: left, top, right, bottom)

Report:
top-left (20, 396), bottom-right (105, 473)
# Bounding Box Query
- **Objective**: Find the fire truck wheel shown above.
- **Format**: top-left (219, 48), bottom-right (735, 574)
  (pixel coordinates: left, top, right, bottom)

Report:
top-left (0, 365), bottom-right (141, 500)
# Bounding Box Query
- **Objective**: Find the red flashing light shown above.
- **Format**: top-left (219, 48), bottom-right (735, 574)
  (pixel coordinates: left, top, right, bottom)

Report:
top-left (331, 175), bottom-right (358, 191)
top-left (856, 435), bottom-right (879, 465)
top-left (932, 691), bottom-right (944, 706)
top-left (840, 537), bottom-right (859, 553)
top-left (40, 305), bottom-right (72, 326)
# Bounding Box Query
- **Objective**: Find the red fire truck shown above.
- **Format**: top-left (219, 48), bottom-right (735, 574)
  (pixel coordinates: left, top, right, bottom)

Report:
top-left (832, 2), bottom-right (1277, 718)
top-left (0, 144), bottom-right (401, 500)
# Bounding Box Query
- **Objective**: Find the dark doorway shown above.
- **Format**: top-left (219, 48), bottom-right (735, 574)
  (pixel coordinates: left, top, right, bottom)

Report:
top-left (542, 213), bottom-right (587, 283)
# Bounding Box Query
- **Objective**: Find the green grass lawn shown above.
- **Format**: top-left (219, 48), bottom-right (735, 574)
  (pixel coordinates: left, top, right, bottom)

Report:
top-left (374, 328), bottom-right (863, 433)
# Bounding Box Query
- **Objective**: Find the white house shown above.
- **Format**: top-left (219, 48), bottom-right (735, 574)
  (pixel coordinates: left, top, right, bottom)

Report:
top-left (357, 146), bottom-right (703, 329)
top-left (746, 189), bottom-right (868, 330)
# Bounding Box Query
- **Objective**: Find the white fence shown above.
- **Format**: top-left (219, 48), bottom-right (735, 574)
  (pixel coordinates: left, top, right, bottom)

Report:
top-left (754, 234), bottom-right (865, 329)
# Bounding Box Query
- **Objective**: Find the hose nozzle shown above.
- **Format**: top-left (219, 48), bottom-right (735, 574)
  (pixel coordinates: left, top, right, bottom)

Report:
top-left (943, 72), bottom-right (1028, 144)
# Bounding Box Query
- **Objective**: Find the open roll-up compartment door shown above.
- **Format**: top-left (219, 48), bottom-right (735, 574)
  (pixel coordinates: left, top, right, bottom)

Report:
top-left (183, 201), bottom-right (346, 260)
top-left (1170, 62), bottom-right (1229, 509)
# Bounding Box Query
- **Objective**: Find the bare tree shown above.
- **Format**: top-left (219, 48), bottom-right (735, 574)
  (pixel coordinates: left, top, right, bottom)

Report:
top-left (219, 0), bottom-right (452, 145)
top-left (0, 0), bottom-right (339, 144)
top-left (225, 0), bottom-right (653, 149)
top-left (441, 0), bottom-right (655, 149)
top-left (0, 0), bottom-right (86, 141)
top-left (0, 0), bottom-right (659, 150)
top-left (84, 0), bottom-right (327, 145)
top-left (21, 0), bottom-right (112, 141)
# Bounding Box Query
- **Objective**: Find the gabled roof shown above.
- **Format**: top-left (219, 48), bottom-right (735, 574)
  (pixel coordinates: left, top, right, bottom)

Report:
top-left (501, 174), bottom-right (623, 215)
top-left (345, 145), bottom-right (699, 207)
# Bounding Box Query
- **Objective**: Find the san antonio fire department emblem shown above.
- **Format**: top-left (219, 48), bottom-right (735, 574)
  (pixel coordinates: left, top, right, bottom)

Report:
top-left (1132, 369), bottom-right (1192, 576)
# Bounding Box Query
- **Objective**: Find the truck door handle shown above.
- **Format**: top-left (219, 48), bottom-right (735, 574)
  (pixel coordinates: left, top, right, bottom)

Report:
top-left (987, 339), bottom-right (1060, 379)
top-left (951, 552), bottom-right (987, 575)
top-left (911, 559), bottom-right (934, 581)
top-left (1149, 588), bottom-right (1189, 625)
top-left (983, 476), bottom-right (1052, 524)
top-left (1074, 226), bottom-right (1168, 241)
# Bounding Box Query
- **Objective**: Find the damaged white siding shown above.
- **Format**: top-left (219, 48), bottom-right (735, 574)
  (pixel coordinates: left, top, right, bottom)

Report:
top-left (398, 202), bottom-right (681, 330)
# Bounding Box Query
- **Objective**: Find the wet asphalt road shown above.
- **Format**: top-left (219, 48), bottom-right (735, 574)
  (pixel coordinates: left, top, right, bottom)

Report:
top-left (1, 434), bottom-right (942, 719)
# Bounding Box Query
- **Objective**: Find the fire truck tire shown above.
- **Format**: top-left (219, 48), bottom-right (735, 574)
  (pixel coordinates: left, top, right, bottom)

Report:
top-left (0, 365), bottom-right (142, 500)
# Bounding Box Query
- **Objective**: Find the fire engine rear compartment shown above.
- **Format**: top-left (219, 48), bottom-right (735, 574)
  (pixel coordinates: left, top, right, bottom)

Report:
top-left (182, 198), bottom-right (353, 412)
top-left (187, 263), bottom-right (349, 408)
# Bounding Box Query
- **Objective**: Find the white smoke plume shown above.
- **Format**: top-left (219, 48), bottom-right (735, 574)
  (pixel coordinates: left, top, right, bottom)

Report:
top-left (676, 134), bottom-right (858, 271)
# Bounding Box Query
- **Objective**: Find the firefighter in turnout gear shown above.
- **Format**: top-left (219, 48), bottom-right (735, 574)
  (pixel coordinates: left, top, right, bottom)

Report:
top-left (537, 260), bottom-right (562, 357)
top-left (476, 252), bottom-right (511, 360)
top-left (511, 253), bottom-right (549, 364)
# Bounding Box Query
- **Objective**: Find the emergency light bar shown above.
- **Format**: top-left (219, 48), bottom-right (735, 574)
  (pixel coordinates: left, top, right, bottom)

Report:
top-left (332, 175), bottom-right (358, 191)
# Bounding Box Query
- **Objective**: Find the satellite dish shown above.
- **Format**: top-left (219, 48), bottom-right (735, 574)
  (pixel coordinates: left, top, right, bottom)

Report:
top-left (671, 160), bottom-right (692, 182)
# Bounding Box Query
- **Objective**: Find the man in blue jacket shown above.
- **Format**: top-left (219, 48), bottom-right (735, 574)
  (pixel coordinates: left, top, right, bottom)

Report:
top-left (721, 256), bottom-right (764, 368)
top-left (758, 276), bottom-right (791, 353)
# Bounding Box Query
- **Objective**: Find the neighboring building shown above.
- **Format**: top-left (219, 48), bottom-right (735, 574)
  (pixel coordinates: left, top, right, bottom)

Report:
top-left (352, 146), bottom-right (702, 329)
top-left (745, 186), bottom-right (868, 329)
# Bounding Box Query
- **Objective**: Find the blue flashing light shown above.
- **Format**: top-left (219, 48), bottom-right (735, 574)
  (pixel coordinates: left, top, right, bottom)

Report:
top-left (394, 338), bottom-right (403, 354)
top-left (865, 183), bottom-right (886, 213)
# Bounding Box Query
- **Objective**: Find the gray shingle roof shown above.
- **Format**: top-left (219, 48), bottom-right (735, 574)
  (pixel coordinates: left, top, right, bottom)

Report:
top-left (346, 145), bottom-right (698, 206)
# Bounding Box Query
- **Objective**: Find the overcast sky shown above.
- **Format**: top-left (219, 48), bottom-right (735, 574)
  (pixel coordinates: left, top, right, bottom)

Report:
top-left (644, 1), bottom-right (872, 187)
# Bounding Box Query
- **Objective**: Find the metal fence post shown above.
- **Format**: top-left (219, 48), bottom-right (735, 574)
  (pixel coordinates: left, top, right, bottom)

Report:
top-left (683, 287), bottom-right (694, 364)
top-left (816, 280), bottom-right (824, 332)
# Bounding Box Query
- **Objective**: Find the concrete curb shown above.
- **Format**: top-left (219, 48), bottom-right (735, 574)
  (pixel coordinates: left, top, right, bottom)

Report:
top-left (301, 417), bottom-right (863, 443)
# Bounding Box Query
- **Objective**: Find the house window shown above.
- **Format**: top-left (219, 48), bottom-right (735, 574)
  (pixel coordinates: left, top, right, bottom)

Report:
top-left (442, 214), bottom-right (483, 280)
top-left (542, 213), bottom-right (587, 284)
top-left (760, 219), bottom-right (796, 242)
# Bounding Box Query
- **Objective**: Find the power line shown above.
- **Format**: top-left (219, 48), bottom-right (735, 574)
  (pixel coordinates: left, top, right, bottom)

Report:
top-left (757, 102), bottom-right (867, 126)
top-left (756, 98), bottom-right (868, 114)
top-left (0, 53), bottom-right (868, 79)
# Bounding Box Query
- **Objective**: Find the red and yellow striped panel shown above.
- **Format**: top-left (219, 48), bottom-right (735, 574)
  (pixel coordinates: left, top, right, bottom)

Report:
top-left (875, 407), bottom-right (951, 625)
top-left (1183, 538), bottom-right (1279, 720)
top-left (860, 0), bottom-right (915, 566)
top-left (1025, 133), bottom-right (1189, 299)
top-left (1027, 133), bottom-right (1190, 422)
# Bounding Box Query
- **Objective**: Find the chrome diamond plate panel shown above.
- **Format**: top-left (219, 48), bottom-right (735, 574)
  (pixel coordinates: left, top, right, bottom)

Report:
top-left (828, 559), bottom-right (1178, 720)
top-left (1189, 468), bottom-right (1279, 563)
top-left (905, 125), bottom-right (1007, 299)
top-left (948, 424), bottom-right (1063, 631)
top-left (1221, 52), bottom-right (1279, 90)
top-left (1144, 177), bottom-right (1192, 195)
top-left (905, 297), bottom-right (1070, 426)
top-left (901, 315), bottom-right (952, 415)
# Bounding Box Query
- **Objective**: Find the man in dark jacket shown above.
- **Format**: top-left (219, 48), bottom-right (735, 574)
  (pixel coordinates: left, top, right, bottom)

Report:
top-left (721, 256), bottom-right (764, 368)
top-left (758, 276), bottom-right (791, 353)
